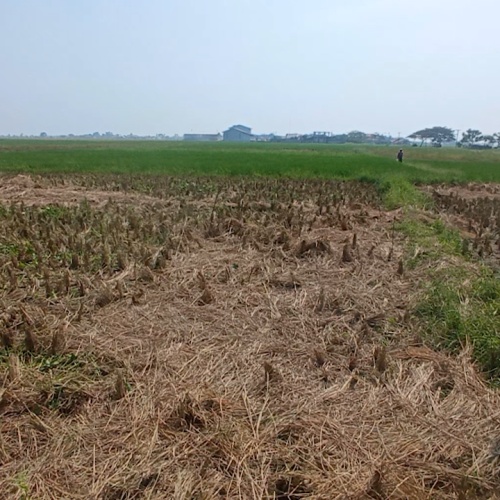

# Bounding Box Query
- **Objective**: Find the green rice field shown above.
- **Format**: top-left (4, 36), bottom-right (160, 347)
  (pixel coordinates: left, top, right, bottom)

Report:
top-left (0, 140), bottom-right (499, 183)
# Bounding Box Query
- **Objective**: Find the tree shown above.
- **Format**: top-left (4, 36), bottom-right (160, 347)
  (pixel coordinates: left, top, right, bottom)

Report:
top-left (408, 126), bottom-right (456, 146)
top-left (481, 135), bottom-right (496, 147)
top-left (346, 130), bottom-right (367, 143)
top-left (459, 129), bottom-right (483, 147)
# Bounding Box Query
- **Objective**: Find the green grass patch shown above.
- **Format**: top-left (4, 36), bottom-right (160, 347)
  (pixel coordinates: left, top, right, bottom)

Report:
top-left (0, 349), bottom-right (107, 415)
top-left (382, 178), bottom-right (432, 210)
top-left (395, 210), bottom-right (500, 381)
top-left (415, 268), bottom-right (500, 380)
top-left (396, 216), bottom-right (463, 268)
top-left (0, 350), bottom-right (102, 378)
top-left (13, 471), bottom-right (30, 500)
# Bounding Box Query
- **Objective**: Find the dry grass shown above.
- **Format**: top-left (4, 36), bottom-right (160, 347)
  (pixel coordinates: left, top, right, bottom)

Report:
top-left (0, 175), bottom-right (499, 499)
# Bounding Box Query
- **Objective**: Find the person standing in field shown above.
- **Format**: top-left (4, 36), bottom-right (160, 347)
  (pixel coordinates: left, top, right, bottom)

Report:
top-left (397, 149), bottom-right (404, 163)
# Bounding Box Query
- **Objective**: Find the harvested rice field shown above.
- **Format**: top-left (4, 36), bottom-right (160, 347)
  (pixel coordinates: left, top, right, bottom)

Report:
top-left (0, 174), bottom-right (499, 499)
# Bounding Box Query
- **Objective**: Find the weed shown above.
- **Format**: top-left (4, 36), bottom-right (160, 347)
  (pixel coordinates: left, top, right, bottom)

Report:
top-left (36, 353), bottom-right (84, 373)
top-left (382, 177), bottom-right (432, 210)
top-left (13, 472), bottom-right (30, 500)
top-left (39, 205), bottom-right (69, 219)
top-left (416, 268), bottom-right (500, 380)
top-left (395, 202), bottom-right (499, 381)
top-left (396, 216), bottom-right (463, 268)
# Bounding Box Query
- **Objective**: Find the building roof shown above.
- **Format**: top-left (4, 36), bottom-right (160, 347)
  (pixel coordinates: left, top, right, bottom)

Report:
top-left (225, 124), bottom-right (252, 135)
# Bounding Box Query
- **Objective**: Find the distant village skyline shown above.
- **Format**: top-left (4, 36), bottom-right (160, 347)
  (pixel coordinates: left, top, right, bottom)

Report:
top-left (2, 123), bottom-right (497, 148)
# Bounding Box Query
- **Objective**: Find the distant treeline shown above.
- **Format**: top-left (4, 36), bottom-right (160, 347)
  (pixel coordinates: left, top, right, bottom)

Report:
top-left (270, 131), bottom-right (399, 145)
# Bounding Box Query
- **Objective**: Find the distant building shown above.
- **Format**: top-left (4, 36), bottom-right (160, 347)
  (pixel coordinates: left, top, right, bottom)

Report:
top-left (223, 125), bottom-right (253, 142)
top-left (254, 134), bottom-right (274, 142)
top-left (183, 133), bottom-right (222, 142)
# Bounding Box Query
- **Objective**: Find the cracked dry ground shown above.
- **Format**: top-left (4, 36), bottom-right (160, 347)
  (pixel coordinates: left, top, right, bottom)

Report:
top-left (0, 175), bottom-right (499, 499)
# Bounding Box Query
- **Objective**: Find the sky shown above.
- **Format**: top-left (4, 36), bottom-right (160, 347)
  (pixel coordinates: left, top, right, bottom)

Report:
top-left (1, 0), bottom-right (499, 137)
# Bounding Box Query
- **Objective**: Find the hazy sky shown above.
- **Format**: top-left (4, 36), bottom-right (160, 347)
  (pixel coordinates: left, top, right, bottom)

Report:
top-left (1, 0), bottom-right (499, 137)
